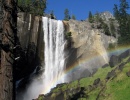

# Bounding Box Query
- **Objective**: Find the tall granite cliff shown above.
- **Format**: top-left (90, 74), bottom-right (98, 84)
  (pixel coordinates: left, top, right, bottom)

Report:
top-left (16, 12), bottom-right (118, 100)
top-left (64, 19), bottom-right (117, 81)
top-left (17, 12), bottom-right (117, 82)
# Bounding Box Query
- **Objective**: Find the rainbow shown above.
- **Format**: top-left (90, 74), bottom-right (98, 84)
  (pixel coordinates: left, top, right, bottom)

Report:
top-left (41, 44), bottom-right (130, 94)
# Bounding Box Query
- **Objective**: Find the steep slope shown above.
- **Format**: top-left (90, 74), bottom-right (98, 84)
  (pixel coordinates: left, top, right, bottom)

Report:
top-left (36, 49), bottom-right (130, 100)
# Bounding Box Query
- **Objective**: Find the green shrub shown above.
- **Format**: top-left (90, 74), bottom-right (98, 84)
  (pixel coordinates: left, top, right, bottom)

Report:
top-left (66, 32), bottom-right (72, 39)
top-left (38, 96), bottom-right (44, 100)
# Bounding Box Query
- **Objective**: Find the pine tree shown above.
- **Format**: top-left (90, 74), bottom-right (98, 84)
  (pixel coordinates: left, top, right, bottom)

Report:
top-left (18, 0), bottom-right (46, 15)
top-left (94, 12), bottom-right (100, 24)
top-left (88, 11), bottom-right (93, 23)
top-left (64, 8), bottom-right (70, 21)
top-left (113, 4), bottom-right (120, 20)
top-left (110, 20), bottom-right (116, 37)
top-left (119, 0), bottom-right (129, 35)
top-left (50, 10), bottom-right (55, 19)
top-left (72, 15), bottom-right (76, 20)
top-left (114, 0), bottom-right (130, 44)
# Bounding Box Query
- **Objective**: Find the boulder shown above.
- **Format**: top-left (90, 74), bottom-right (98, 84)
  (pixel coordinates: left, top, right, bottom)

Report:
top-left (126, 71), bottom-right (130, 77)
top-left (102, 63), bottom-right (109, 68)
top-left (106, 70), bottom-right (116, 80)
top-left (109, 55), bottom-right (121, 67)
top-left (93, 78), bottom-right (100, 86)
top-left (91, 68), bottom-right (98, 76)
top-left (119, 49), bottom-right (130, 60)
top-left (80, 69), bottom-right (91, 78)
top-left (70, 87), bottom-right (86, 100)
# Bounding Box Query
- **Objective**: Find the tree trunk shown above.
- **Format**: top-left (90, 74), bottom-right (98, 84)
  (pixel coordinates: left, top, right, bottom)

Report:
top-left (0, 0), bottom-right (17, 100)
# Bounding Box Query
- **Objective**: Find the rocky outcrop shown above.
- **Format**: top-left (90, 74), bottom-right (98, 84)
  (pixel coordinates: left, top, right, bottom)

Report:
top-left (65, 19), bottom-right (117, 82)
top-left (119, 49), bottom-right (130, 60)
top-left (99, 11), bottom-right (114, 21)
top-left (17, 13), bottom-right (117, 83)
top-left (93, 78), bottom-right (100, 86)
top-left (16, 13), bottom-right (45, 80)
top-left (109, 55), bottom-right (121, 67)
top-left (17, 13), bottom-right (44, 62)
top-left (109, 49), bottom-right (130, 67)
top-left (102, 64), bottom-right (109, 68)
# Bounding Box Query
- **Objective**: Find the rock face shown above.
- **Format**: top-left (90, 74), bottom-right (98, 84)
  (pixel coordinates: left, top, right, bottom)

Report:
top-left (17, 13), bottom-right (44, 80)
top-left (17, 12), bottom-right (117, 85)
top-left (109, 49), bottom-right (130, 68)
top-left (106, 70), bottom-right (116, 80)
top-left (93, 78), bottom-right (100, 86)
top-left (99, 11), bottom-right (114, 21)
top-left (17, 13), bottom-right (44, 62)
top-left (65, 19), bottom-right (117, 82)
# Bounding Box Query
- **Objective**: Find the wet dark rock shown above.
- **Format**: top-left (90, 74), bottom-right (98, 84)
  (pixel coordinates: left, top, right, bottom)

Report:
top-left (109, 55), bottom-right (121, 67)
top-left (15, 42), bottom-right (39, 81)
top-left (102, 64), bottom-right (109, 68)
top-left (93, 78), bottom-right (100, 86)
top-left (70, 87), bottom-right (87, 100)
top-left (55, 92), bottom-right (64, 100)
top-left (106, 70), bottom-right (116, 80)
top-left (126, 71), bottom-right (130, 77)
top-left (119, 49), bottom-right (130, 60)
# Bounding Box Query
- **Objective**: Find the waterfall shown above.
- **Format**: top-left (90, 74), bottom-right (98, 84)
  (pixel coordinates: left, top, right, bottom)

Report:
top-left (42, 17), bottom-right (66, 93)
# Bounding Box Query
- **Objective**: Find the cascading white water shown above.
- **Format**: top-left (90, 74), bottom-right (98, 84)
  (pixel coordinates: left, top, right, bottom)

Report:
top-left (42, 17), bottom-right (66, 94)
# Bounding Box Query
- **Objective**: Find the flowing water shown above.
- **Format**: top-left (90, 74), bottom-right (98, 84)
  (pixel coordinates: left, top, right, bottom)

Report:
top-left (42, 17), bottom-right (66, 93)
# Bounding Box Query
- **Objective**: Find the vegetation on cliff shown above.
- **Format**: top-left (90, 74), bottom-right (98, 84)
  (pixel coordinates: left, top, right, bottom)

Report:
top-left (36, 52), bottom-right (130, 100)
top-left (64, 8), bottom-right (71, 21)
top-left (18, 0), bottom-right (46, 15)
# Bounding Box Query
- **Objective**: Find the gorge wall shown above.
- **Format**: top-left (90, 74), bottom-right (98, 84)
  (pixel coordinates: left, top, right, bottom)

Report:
top-left (17, 12), bottom-right (117, 100)
top-left (17, 12), bottom-right (117, 82)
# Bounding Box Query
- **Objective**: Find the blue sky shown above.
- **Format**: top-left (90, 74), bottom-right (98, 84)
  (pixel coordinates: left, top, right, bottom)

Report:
top-left (45, 0), bottom-right (130, 20)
